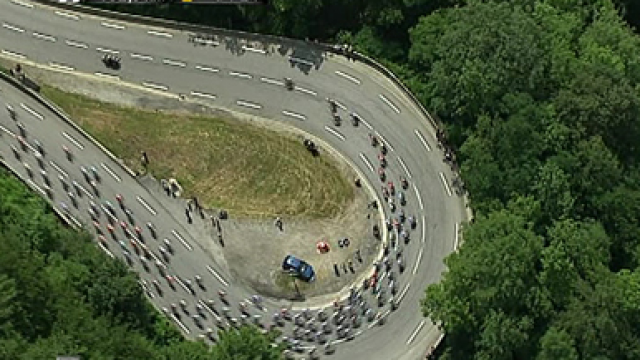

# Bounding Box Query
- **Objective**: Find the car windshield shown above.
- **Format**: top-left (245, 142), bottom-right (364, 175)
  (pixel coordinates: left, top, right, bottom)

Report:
top-left (299, 263), bottom-right (308, 273)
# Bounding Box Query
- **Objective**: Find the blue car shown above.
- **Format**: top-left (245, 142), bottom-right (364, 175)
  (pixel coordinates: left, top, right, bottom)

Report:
top-left (282, 255), bottom-right (316, 282)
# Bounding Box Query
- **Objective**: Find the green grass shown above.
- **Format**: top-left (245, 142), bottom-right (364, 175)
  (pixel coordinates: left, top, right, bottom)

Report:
top-left (41, 85), bottom-right (354, 218)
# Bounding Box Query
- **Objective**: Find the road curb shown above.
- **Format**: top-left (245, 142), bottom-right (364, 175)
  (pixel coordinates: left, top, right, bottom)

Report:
top-left (0, 71), bottom-right (138, 179)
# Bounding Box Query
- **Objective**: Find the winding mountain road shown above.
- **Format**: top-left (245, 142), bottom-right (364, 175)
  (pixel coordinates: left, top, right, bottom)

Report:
top-left (0, 1), bottom-right (468, 359)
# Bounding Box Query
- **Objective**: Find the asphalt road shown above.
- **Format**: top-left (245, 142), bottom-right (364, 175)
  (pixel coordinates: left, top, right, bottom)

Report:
top-left (0, 1), bottom-right (468, 359)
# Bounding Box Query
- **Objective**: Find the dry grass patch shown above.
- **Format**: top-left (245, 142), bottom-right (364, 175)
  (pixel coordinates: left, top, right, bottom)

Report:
top-left (42, 85), bottom-right (354, 218)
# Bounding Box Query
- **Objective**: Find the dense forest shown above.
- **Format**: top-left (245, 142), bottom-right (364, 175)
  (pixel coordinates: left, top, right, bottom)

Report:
top-left (0, 168), bottom-right (282, 359)
top-left (38, 0), bottom-right (640, 358)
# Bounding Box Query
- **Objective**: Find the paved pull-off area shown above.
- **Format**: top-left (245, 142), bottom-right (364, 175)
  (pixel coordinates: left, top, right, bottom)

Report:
top-left (0, 1), bottom-right (469, 359)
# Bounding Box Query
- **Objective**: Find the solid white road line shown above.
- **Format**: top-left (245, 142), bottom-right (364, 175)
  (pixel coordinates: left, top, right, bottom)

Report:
top-left (97, 47), bottom-right (119, 54)
top-left (190, 91), bottom-right (216, 100)
top-left (242, 45), bottom-right (266, 54)
top-left (282, 110), bottom-right (306, 121)
top-left (288, 56), bottom-right (314, 67)
top-left (206, 265), bottom-right (230, 287)
top-left (136, 196), bottom-right (157, 216)
top-left (421, 216), bottom-right (426, 244)
top-left (359, 153), bottom-right (375, 173)
top-left (162, 59), bottom-right (186, 67)
top-left (66, 40), bottom-right (88, 49)
top-left (375, 131), bottom-right (394, 151)
top-left (55, 11), bottom-right (79, 20)
top-left (353, 112), bottom-right (372, 130)
top-left (335, 70), bottom-right (361, 85)
top-left (414, 129), bottom-right (432, 152)
top-left (194, 65), bottom-right (219, 73)
top-left (171, 314), bottom-right (190, 334)
top-left (324, 126), bottom-right (346, 141)
top-left (236, 100), bottom-right (262, 110)
top-left (2, 23), bottom-right (25, 33)
top-left (20, 103), bottom-right (43, 120)
top-left (454, 223), bottom-right (460, 251)
top-left (131, 53), bottom-right (153, 61)
top-left (27, 179), bottom-right (45, 196)
top-left (33, 32), bottom-right (56, 42)
top-left (49, 62), bottom-right (75, 72)
top-left (229, 71), bottom-right (252, 79)
top-left (62, 132), bottom-right (84, 149)
top-left (260, 77), bottom-right (284, 86)
top-left (379, 94), bottom-right (401, 114)
top-left (398, 157), bottom-right (412, 179)
top-left (142, 82), bottom-right (168, 91)
top-left (101, 22), bottom-right (125, 30)
top-left (413, 247), bottom-right (423, 275)
top-left (439, 172), bottom-right (452, 197)
top-left (406, 320), bottom-right (426, 345)
top-left (171, 230), bottom-right (193, 251)
top-left (94, 72), bottom-right (120, 81)
top-left (147, 30), bottom-right (173, 38)
top-left (2, 50), bottom-right (27, 59)
top-left (100, 163), bottom-right (121, 182)
top-left (295, 86), bottom-right (317, 96)
top-left (413, 184), bottom-right (424, 210)
top-left (1, 49), bottom-right (26, 59)
top-left (49, 161), bottom-right (68, 178)
top-left (11, 0), bottom-right (34, 9)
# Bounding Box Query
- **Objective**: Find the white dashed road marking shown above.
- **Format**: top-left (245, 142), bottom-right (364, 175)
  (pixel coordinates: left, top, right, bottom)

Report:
top-left (190, 91), bottom-right (216, 100)
top-left (142, 82), bottom-right (168, 91)
top-left (194, 65), bottom-right (219, 73)
top-left (413, 184), bottom-right (424, 210)
top-left (206, 265), bottom-right (229, 287)
top-left (295, 87), bottom-right (317, 96)
top-left (172, 230), bottom-right (193, 251)
top-left (20, 103), bottom-right (43, 120)
top-left (49, 161), bottom-right (68, 178)
top-left (66, 40), bottom-right (88, 49)
top-left (0, 124), bottom-right (13, 136)
top-left (414, 129), bottom-right (432, 152)
top-left (359, 153), bottom-right (375, 173)
top-left (397, 157), bottom-right (412, 179)
top-left (131, 53), bottom-right (153, 61)
top-left (421, 216), bottom-right (426, 243)
top-left (101, 163), bottom-right (121, 182)
top-left (136, 196), bottom-right (157, 216)
top-left (352, 112), bottom-right (372, 130)
top-left (97, 47), bottom-right (119, 54)
top-left (397, 284), bottom-right (410, 303)
top-left (375, 131), bottom-right (394, 151)
top-left (163, 59), bottom-right (186, 67)
top-left (454, 223), bottom-right (460, 251)
top-left (406, 320), bottom-right (426, 345)
top-left (335, 71), bottom-right (361, 85)
top-left (412, 247), bottom-right (423, 275)
top-left (1, 50), bottom-right (26, 59)
top-left (147, 30), bottom-right (173, 38)
top-left (282, 110), bottom-right (306, 121)
top-left (379, 94), bottom-right (401, 114)
top-left (2, 23), bottom-right (25, 33)
top-left (439, 172), bottom-right (452, 197)
top-left (101, 22), bottom-right (125, 30)
top-left (324, 126), bottom-right (346, 141)
top-left (260, 77), bottom-right (284, 86)
top-left (288, 56), bottom-right (314, 67)
top-left (55, 11), bottom-right (79, 20)
top-left (242, 45), bottom-right (266, 54)
top-left (49, 62), bottom-right (75, 72)
top-left (33, 32), bottom-right (56, 42)
top-left (236, 100), bottom-right (262, 110)
top-left (229, 71), bottom-right (252, 79)
top-left (334, 100), bottom-right (347, 111)
top-left (62, 132), bottom-right (84, 149)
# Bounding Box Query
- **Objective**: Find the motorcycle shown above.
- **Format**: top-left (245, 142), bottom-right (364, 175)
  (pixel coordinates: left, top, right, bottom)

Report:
top-left (284, 78), bottom-right (294, 90)
top-left (102, 55), bottom-right (121, 70)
